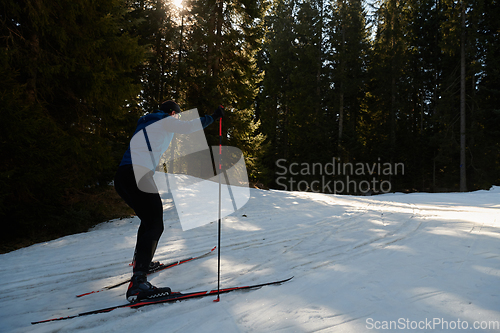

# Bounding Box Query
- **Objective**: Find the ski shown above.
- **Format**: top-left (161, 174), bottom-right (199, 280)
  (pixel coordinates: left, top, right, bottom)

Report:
top-left (32, 276), bottom-right (293, 325)
top-left (76, 246), bottom-right (216, 298)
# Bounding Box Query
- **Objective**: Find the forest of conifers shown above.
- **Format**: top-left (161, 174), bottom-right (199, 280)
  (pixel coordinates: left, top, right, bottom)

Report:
top-left (1, 0), bottom-right (499, 245)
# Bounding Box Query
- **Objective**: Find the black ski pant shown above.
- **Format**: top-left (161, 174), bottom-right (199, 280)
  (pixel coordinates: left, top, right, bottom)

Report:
top-left (114, 164), bottom-right (164, 273)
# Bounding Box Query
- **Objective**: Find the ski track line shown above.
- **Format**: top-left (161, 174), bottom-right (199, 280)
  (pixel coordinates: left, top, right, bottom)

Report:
top-left (221, 203), bottom-right (373, 254)
top-left (3, 239), bottom-right (214, 301)
top-left (314, 315), bottom-right (371, 333)
top-left (409, 290), bottom-right (446, 302)
top-left (0, 248), bottom-right (215, 303)
top-left (217, 208), bottom-right (373, 276)
top-left (256, 201), bottom-right (421, 275)
top-left (288, 202), bottom-right (422, 273)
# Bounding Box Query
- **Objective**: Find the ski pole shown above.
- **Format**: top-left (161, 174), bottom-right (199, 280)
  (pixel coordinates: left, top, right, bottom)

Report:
top-left (214, 107), bottom-right (223, 302)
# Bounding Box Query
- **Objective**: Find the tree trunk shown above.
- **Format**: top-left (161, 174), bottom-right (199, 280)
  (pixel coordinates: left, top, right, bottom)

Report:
top-left (460, 0), bottom-right (467, 192)
top-left (338, 2), bottom-right (345, 154)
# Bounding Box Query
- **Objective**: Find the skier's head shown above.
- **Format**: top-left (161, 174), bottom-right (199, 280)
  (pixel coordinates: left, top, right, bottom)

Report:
top-left (158, 100), bottom-right (181, 116)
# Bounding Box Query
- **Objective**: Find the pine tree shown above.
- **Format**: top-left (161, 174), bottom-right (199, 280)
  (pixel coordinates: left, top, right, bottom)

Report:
top-left (1, 0), bottom-right (145, 239)
top-left (466, 0), bottom-right (500, 188)
top-left (326, 0), bottom-right (370, 160)
top-left (289, 0), bottom-right (327, 163)
top-left (178, 0), bottom-right (268, 179)
top-left (125, 0), bottom-right (179, 110)
top-left (367, 0), bottom-right (411, 174)
top-left (258, 0), bottom-right (298, 185)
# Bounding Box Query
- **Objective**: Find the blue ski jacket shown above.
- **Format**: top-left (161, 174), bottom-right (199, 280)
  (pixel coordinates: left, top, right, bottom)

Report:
top-left (119, 111), bottom-right (214, 167)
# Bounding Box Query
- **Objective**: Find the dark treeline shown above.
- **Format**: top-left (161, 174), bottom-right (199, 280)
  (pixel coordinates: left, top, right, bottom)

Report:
top-left (2, 0), bottom-right (145, 246)
top-left (258, 0), bottom-right (499, 194)
top-left (1, 0), bottom-right (499, 246)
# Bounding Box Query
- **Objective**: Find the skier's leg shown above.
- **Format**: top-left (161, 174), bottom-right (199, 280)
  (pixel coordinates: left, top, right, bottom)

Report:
top-left (132, 191), bottom-right (164, 273)
top-left (114, 165), bottom-right (138, 211)
top-left (126, 199), bottom-right (170, 303)
top-left (114, 165), bottom-right (164, 272)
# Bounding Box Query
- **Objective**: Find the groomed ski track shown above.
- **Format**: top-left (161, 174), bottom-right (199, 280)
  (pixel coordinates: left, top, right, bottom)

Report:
top-left (1, 187), bottom-right (500, 332)
top-left (31, 277), bottom-right (294, 324)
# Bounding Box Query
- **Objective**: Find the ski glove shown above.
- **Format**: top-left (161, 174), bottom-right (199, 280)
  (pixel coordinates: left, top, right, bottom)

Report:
top-left (211, 105), bottom-right (224, 121)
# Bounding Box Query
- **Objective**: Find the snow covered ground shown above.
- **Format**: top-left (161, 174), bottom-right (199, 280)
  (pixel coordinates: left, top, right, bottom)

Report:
top-left (1, 187), bottom-right (499, 332)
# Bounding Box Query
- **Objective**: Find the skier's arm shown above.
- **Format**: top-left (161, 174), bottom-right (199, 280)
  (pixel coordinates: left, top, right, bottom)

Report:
top-left (162, 106), bottom-right (224, 134)
top-left (161, 116), bottom-right (213, 134)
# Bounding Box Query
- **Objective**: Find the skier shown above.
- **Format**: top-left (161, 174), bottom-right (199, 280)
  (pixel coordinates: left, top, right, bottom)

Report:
top-left (114, 100), bottom-right (224, 302)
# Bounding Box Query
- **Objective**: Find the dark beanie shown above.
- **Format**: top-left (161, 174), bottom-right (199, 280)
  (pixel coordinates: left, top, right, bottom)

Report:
top-left (159, 100), bottom-right (181, 114)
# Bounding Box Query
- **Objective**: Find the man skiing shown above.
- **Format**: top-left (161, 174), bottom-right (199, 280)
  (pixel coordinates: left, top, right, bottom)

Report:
top-left (114, 100), bottom-right (224, 302)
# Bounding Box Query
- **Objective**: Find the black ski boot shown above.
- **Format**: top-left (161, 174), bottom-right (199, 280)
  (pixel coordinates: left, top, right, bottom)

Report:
top-left (126, 272), bottom-right (171, 303)
top-left (148, 261), bottom-right (161, 273)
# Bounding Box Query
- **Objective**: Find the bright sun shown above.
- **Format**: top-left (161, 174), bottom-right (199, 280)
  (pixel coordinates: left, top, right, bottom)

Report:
top-left (173, 0), bottom-right (183, 8)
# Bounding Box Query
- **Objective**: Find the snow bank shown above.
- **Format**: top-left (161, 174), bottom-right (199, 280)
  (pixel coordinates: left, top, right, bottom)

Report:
top-left (1, 187), bottom-right (499, 332)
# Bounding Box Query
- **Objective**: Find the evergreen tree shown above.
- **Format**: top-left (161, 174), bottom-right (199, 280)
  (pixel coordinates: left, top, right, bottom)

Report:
top-left (326, 0), bottom-right (370, 161)
top-left (123, 0), bottom-right (268, 180)
top-left (432, 0), bottom-right (473, 190)
top-left (258, 0), bottom-right (329, 187)
top-left (188, 0), bottom-right (268, 180)
top-left (1, 0), bottom-right (145, 239)
top-left (258, 0), bottom-right (297, 185)
top-left (402, 0), bottom-right (442, 190)
top-left (289, 0), bottom-right (327, 162)
top-left (467, 0), bottom-right (500, 188)
top-left (124, 0), bottom-right (179, 110)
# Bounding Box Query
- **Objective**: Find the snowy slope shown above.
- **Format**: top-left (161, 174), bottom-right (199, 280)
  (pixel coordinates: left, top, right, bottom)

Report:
top-left (1, 187), bottom-right (499, 332)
